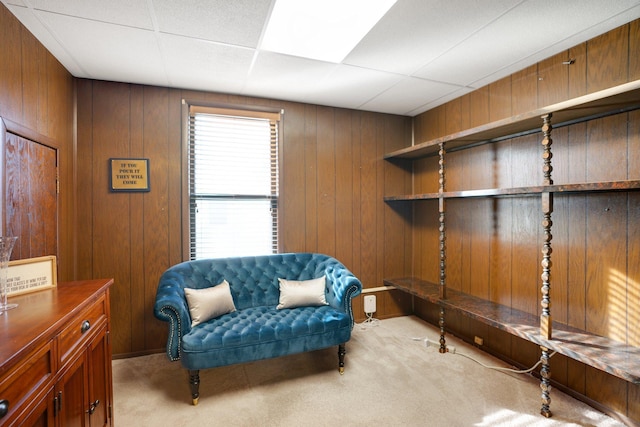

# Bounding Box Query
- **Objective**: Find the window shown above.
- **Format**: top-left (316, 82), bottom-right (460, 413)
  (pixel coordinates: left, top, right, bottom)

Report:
top-left (187, 105), bottom-right (280, 259)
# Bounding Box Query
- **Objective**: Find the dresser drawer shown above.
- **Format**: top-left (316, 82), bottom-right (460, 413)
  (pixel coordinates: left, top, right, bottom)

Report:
top-left (0, 341), bottom-right (54, 424)
top-left (58, 294), bottom-right (107, 366)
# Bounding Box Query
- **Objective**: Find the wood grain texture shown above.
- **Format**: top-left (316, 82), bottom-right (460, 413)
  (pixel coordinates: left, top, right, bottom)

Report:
top-left (0, 4), bottom-right (74, 280)
top-left (280, 102), bottom-right (306, 252)
top-left (0, 4), bottom-right (22, 122)
top-left (537, 51), bottom-right (570, 108)
top-left (631, 20), bottom-right (640, 81)
top-left (512, 64), bottom-right (538, 115)
top-left (568, 42), bottom-right (588, 100)
top-left (629, 192), bottom-right (640, 348)
top-left (489, 76), bottom-right (512, 122)
top-left (445, 98), bottom-right (462, 136)
top-left (587, 24), bottom-right (629, 93)
top-left (5, 134), bottom-right (57, 259)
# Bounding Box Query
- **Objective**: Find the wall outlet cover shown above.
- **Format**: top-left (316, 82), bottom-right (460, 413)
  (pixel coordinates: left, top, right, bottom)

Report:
top-left (364, 295), bottom-right (376, 313)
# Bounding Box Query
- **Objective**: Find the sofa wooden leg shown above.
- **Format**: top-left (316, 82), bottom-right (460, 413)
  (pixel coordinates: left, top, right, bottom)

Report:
top-left (338, 344), bottom-right (346, 374)
top-left (189, 370), bottom-right (200, 405)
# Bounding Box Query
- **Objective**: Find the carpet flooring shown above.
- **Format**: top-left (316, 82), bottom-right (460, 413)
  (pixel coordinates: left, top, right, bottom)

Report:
top-left (112, 316), bottom-right (625, 426)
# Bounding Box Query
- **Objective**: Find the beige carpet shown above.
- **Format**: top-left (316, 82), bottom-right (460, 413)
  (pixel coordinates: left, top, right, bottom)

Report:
top-left (112, 316), bottom-right (625, 426)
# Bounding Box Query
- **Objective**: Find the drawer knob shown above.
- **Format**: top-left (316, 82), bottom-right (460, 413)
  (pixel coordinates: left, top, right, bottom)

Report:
top-left (0, 399), bottom-right (9, 418)
top-left (81, 320), bottom-right (91, 333)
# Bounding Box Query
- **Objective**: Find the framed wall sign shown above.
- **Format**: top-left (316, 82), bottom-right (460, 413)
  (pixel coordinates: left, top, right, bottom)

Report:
top-left (6, 255), bottom-right (57, 296)
top-left (109, 158), bottom-right (150, 192)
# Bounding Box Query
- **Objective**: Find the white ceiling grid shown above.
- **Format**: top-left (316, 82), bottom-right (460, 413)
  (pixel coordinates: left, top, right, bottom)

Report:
top-left (3, 0), bottom-right (640, 116)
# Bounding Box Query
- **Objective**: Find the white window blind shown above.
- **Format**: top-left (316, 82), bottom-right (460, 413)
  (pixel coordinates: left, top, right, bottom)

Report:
top-left (188, 107), bottom-right (279, 259)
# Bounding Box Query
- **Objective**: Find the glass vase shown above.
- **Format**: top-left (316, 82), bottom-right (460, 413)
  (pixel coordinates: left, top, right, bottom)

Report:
top-left (0, 236), bottom-right (18, 313)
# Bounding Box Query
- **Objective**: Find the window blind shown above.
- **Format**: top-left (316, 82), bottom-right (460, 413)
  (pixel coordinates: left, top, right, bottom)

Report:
top-left (188, 107), bottom-right (279, 259)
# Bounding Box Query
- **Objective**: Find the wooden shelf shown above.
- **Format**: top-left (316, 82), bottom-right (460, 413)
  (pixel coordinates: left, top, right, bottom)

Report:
top-left (385, 277), bottom-right (640, 384)
top-left (385, 80), bottom-right (640, 160)
top-left (384, 180), bottom-right (640, 202)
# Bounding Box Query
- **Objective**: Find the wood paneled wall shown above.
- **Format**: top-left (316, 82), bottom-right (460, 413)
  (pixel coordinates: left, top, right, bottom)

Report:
top-left (75, 82), bottom-right (413, 356)
top-left (0, 3), bottom-right (75, 280)
top-left (411, 20), bottom-right (640, 423)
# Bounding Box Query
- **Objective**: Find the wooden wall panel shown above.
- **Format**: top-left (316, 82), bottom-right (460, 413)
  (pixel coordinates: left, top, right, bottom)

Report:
top-left (88, 82), bottom-right (134, 355)
top-left (76, 79), bottom-right (94, 277)
top-left (0, 3), bottom-right (74, 280)
top-left (304, 105), bottom-right (319, 252)
top-left (0, 5), bottom-right (22, 122)
top-left (279, 103), bottom-right (306, 252)
top-left (587, 25), bottom-right (628, 93)
top-left (334, 110), bottom-right (353, 267)
top-left (538, 51), bottom-right (568, 108)
top-left (568, 42), bottom-right (588, 100)
top-left (629, 193), bottom-right (640, 347)
top-left (350, 112), bottom-right (363, 278)
top-left (444, 98), bottom-right (462, 136)
top-left (489, 76), bottom-right (511, 122)
top-left (512, 64), bottom-right (537, 115)
top-left (631, 19), bottom-right (640, 81)
top-left (469, 87), bottom-right (489, 129)
top-left (316, 107), bottom-right (337, 256)
top-left (141, 87), bottom-right (172, 352)
top-left (129, 85), bottom-right (146, 352)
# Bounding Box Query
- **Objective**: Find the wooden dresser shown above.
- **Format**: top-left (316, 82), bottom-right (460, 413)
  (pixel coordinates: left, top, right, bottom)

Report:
top-left (0, 279), bottom-right (113, 426)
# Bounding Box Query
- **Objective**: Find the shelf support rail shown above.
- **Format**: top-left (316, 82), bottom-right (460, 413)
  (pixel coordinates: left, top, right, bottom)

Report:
top-left (540, 113), bottom-right (554, 418)
top-left (438, 142), bottom-right (447, 354)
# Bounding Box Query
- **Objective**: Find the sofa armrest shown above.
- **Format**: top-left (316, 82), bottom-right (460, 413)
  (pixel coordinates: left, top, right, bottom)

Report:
top-left (322, 258), bottom-right (363, 327)
top-left (154, 270), bottom-right (192, 361)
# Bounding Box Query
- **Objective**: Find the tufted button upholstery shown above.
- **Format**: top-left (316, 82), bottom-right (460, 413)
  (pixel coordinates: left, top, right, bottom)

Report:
top-left (154, 253), bottom-right (362, 367)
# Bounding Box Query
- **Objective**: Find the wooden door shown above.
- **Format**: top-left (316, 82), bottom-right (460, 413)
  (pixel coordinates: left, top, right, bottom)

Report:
top-left (18, 388), bottom-right (55, 426)
top-left (4, 133), bottom-right (57, 260)
top-left (56, 355), bottom-right (88, 427)
top-left (87, 326), bottom-right (111, 427)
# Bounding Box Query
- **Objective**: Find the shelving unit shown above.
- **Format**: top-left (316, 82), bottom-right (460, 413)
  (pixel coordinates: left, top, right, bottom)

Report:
top-left (383, 80), bottom-right (640, 418)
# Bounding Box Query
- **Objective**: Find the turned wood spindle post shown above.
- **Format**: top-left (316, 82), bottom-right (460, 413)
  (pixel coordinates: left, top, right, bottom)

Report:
top-left (438, 143), bottom-right (447, 354)
top-left (540, 113), bottom-right (554, 418)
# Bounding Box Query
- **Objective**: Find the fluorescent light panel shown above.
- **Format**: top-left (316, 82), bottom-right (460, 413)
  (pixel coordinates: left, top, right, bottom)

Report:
top-left (261, 0), bottom-right (397, 63)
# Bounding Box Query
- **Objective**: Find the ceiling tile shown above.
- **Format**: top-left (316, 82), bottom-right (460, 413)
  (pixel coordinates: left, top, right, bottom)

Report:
top-left (344, 0), bottom-right (522, 75)
top-left (36, 11), bottom-right (168, 86)
top-left (151, 0), bottom-right (273, 48)
top-left (28, 0), bottom-right (154, 29)
top-left (159, 34), bottom-right (255, 94)
top-left (359, 76), bottom-right (462, 115)
top-left (243, 51), bottom-right (337, 102)
top-left (299, 65), bottom-right (405, 110)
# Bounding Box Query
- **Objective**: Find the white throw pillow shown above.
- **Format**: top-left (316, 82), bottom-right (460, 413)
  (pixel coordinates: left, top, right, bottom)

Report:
top-left (184, 280), bottom-right (236, 327)
top-left (277, 276), bottom-right (328, 309)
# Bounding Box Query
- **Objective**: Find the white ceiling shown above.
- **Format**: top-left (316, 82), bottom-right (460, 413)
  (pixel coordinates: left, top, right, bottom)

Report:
top-left (4, 0), bottom-right (640, 116)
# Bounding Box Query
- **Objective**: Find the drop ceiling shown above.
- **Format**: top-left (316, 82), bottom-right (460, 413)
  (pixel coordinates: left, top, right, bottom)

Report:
top-left (3, 0), bottom-right (640, 116)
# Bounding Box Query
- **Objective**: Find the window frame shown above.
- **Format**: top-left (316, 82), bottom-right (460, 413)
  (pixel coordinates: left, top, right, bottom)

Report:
top-left (181, 101), bottom-right (283, 261)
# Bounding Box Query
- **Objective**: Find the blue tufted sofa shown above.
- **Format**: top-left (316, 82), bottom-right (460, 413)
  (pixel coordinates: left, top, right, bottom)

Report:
top-left (154, 253), bottom-right (362, 404)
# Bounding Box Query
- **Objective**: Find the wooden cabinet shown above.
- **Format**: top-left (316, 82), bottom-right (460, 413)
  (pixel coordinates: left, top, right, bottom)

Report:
top-left (383, 80), bottom-right (640, 418)
top-left (0, 279), bottom-right (113, 427)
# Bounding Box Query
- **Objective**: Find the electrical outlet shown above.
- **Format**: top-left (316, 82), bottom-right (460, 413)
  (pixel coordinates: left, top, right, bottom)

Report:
top-left (364, 295), bottom-right (376, 313)
top-left (474, 336), bottom-right (484, 346)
